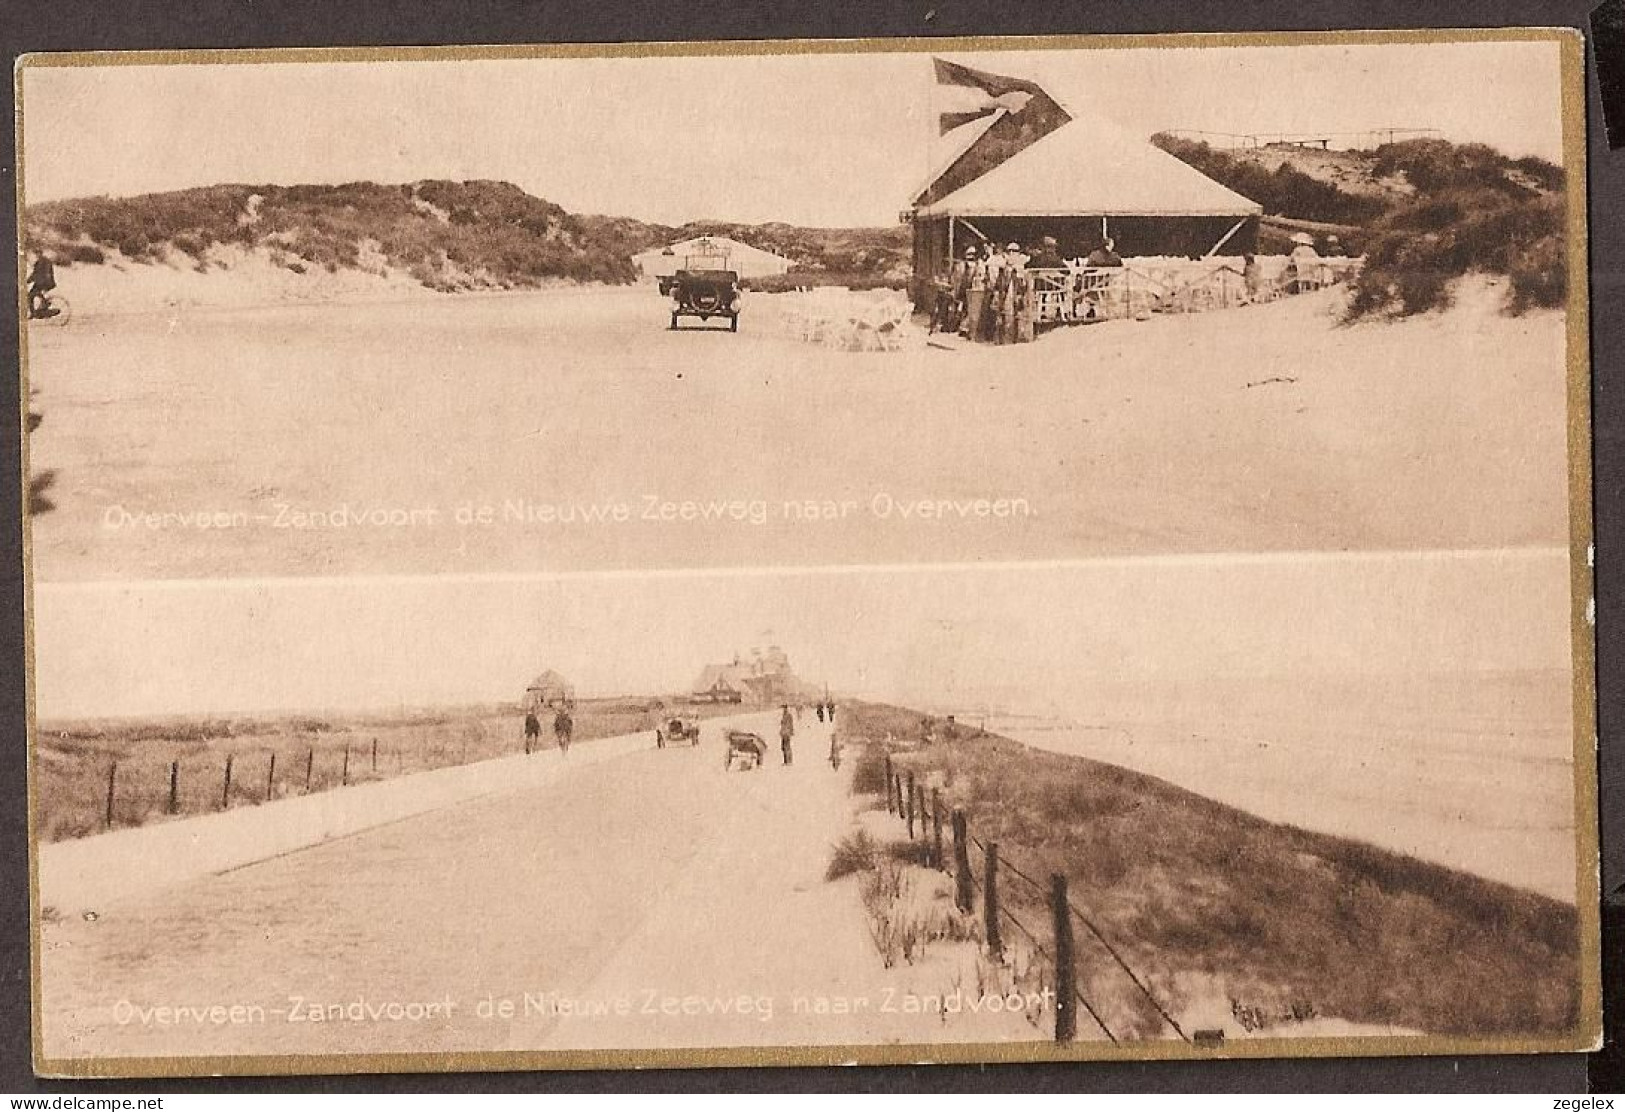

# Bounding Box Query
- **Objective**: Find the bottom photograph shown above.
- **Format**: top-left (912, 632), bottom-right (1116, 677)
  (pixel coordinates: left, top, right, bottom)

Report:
top-left (27, 550), bottom-right (1597, 1073)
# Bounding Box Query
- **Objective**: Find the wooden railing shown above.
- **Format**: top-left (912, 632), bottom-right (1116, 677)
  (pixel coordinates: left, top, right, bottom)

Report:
top-left (1022, 257), bottom-right (1363, 326)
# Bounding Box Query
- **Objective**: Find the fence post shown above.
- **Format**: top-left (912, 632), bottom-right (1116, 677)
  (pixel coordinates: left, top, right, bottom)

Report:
top-left (883, 750), bottom-right (894, 812)
top-left (905, 773), bottom-right (916, 839)
top-left (104, 761), bottom-right (117, 830)
top-left (265, 751), bottom-right (276, 803)
top-left (1052, 873), bottom-right (1077, 1042)
top-left (304, 747), bottom-right (314, 792)
top-left (932, 789), bottom-right (944, 870)
top-left (984, 841), bottom-right (1003, 959)
top-left (221, 754), bottom-right (234, 811)
top-left (953, 810), bottom-right (973, 912)
top-left (891, 773), bottom-right (902, 817)
top-left (372, 737), bottom-right (378, 771)
top-left (342, 746), bottom-right (350, 787)
top-left (167, 760), bottom-right (179, 815)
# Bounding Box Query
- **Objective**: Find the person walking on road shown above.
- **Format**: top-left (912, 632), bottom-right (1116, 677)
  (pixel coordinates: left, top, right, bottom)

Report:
top-left (554, 706), bottom-right (574, 754)
top-left (524, 711), bottom-right (541, 753)
top-left (779, 704), bottom-right (795, 766)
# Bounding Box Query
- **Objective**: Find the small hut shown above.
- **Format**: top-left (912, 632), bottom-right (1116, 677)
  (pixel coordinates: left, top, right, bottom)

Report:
top-left (523, 669), bottom-right (576, 712)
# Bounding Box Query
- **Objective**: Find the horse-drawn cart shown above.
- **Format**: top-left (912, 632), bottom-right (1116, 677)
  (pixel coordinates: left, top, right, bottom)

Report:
top-left (724, 730), bottom-right (767, 771)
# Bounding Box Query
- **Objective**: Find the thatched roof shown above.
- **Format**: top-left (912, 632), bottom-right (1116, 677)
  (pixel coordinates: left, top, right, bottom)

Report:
top-left (692, 663), bottom-right (750, 694)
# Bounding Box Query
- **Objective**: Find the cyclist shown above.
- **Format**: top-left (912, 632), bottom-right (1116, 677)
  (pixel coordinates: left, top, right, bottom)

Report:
top-left (27, 252), bottom-right (58, 318)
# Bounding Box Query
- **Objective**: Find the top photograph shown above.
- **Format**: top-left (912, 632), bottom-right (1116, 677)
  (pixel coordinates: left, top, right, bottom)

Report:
top-left (16, 32), bottom-right (1585, 582)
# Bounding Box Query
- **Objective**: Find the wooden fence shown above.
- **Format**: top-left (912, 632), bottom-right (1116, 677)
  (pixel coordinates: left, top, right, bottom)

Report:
top-left (76, 726), bottom-right (580, 840)
top-left (881, 748), bottom-right (1192, 1045)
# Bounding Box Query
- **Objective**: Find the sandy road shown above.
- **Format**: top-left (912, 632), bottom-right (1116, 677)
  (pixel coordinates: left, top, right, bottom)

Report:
top-left (25, 283), bottom-right (1569, 582)
top-left (39, 709), bottom-right (1037, 1064)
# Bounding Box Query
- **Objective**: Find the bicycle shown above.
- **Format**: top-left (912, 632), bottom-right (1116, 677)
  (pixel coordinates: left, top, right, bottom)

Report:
top-left (28, 290), bottom-right (72, 326)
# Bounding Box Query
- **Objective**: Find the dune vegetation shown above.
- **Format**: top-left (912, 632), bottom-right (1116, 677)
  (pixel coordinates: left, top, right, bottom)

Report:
top-left (34, 696), bottom-right (739, 842)
top-left (838, 701), bottom-right (1580, 1041)
top-left (1152, 134), bottom-right (1567, 318)
top-left (23, 181), bottom-right (910, 294)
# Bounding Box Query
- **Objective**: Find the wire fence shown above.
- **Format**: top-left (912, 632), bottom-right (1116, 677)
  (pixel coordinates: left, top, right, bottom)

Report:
top-left (37, 706), bottom-right (700, 842)
top-left (882, 750), bottom-right (1191, 1045)
top-left (1159, 127), bottom-right (1442, 151)
top-left (48, 736), bottom-right (497, 840)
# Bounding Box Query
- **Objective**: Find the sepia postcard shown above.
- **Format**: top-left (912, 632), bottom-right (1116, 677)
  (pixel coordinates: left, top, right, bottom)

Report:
top-left (16, 29), bottom-right (1599, 1076)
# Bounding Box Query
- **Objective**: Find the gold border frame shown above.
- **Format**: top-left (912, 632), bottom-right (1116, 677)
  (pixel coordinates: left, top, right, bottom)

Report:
top-left (15, 26), bottom-right (1600, 1078)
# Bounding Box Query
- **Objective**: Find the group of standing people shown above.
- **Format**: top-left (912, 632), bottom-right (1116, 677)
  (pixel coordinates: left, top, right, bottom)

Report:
top-left (523, 706), bottom-right (574, 754)
top-left (780, 700), bottom-right (838, 767)
top-left (929, 236), bottom-right (1124, 343)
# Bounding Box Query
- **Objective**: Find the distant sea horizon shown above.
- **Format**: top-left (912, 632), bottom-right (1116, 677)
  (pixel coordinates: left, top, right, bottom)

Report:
top-left (913, 667), bottom-right (1579, 901)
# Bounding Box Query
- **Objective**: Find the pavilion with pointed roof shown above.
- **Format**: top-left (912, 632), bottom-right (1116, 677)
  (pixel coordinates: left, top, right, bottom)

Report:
top-left (908, 88), bottom-right (1262, 303)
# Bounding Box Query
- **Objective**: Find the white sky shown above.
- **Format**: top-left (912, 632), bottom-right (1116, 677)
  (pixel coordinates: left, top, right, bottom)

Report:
top-left (19, 38), bottom-right (1567, 226)
top-left (32, 550), bottom-right (1574, 718)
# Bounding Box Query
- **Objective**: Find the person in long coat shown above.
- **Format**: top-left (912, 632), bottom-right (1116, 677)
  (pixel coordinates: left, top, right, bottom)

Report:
top-left (779, 705), bottom-right (795, 765)
top-left (960, 246), bottom-right (990, 341)
top-left (994, 243), bottom-right (1028, 345)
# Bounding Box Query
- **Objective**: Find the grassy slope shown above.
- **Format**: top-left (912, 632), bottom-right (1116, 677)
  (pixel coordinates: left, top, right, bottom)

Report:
top-left (838, 701), bottom-right (1579, 1041)
top-left (24, 181), bottom-right (909, 292)
top-left (34, 697), bottom-right (743, 842)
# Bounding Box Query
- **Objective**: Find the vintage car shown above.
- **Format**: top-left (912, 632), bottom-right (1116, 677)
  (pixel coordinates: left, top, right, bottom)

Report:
top-left (724, 730), bottom-right (767, 771)
top-left (656, 715), bottom-right (701, 748)
top-left (668, 269), bottom-right (741, 332)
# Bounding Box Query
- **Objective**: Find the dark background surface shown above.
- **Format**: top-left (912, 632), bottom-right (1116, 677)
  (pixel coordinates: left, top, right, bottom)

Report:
top-left (1597, 0), bottom-right (1625, 146)
top-left (0, 0), bottom-right (1618, 1094)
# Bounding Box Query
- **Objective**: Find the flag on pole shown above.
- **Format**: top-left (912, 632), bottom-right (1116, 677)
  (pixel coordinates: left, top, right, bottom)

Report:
top-left (915, 58), bottom-right (1075, 207)
top-left (933, 57), bottom-right (1072, 136)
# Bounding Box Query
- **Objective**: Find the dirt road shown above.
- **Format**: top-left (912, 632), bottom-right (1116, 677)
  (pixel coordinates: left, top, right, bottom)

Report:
top-left (38, 710), bottom-right (1038, 1066)
top-left (26, 282), bottom-right (1569, 582)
